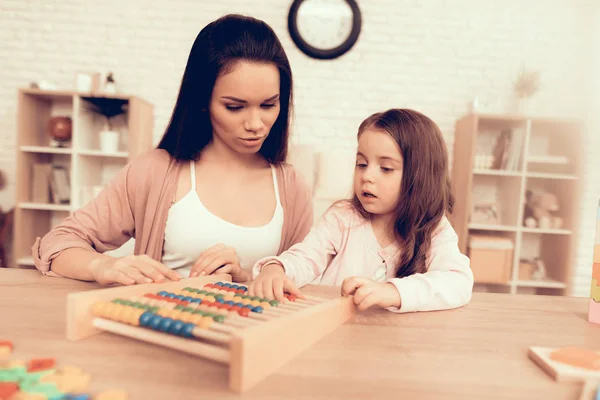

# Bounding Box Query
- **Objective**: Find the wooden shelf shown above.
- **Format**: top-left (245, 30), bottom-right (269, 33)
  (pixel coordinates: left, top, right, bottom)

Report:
top-left (20, 88), bottom-right (74, 101)
top-left (451, 113), bottom-right (582, 296)
top-left (473, 169), bottom-right (522, 177)
top-left (78, 149), bottom-right (129, 158)
top-left (21, 88), bottom-right (135, 101)
top-left (473, 113), bottom-right (527, 123)
top-left (520, 227), bottom-right (572, 235)
top-left (19, 202), bottom-right (71, 212)
top-left (468, 224), bottom-right (519, 232)
top-left (16, 257), bottom-right (35, 267)
top-left (525, 172), bottom-right (578, 180)
top-left (20, 145), bottom-right (72, 155)
top-left (13, 88), bottom-right (154, 267)
top-left (513, 279), bottom-right (567, 289)
top-left (526, 155), bottom-right (568, 165)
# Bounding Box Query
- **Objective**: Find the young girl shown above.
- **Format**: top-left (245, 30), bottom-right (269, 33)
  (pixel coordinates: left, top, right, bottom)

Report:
top-left (249, 108), bottom-right (473, 313)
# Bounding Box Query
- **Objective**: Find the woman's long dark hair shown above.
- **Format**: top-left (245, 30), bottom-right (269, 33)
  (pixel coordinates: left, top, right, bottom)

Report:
top-left (351, 109), bottom-right (454, 278)
top-left (157, 14), bottom-right (293, 163)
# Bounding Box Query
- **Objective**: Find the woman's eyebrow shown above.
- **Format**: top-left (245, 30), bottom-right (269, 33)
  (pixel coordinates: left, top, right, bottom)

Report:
top-left (221, 94), bottom-right (280, 103)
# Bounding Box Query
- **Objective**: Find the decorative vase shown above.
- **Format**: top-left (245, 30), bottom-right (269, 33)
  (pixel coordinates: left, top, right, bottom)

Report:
top-left (48, 116), bottom-right (72, 147)
top-left (99, 130), bottom-right (120, 153)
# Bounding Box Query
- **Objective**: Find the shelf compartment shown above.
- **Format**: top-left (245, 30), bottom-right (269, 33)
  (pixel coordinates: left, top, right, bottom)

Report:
top-left (518, 232), bottom-right (572, 288)
top-left (526, 119), bottom-right (581, 176)
top-left (470, 174), bottom-right (523, 227)
top-left (74, 156), bottom-right (127, 208)
top-left (13, 208), bottom-right (70, 263)
top-left (523, 177), bottom-right (578, 231)
top-left (77, 96), bottom-right (129, 153)
top-left (18, 89), bottom-right (74, 148)
top-left (474, 117), bottom-right (527, 172)
top-left (17, 152), bottom-right (71, 205)
top-left (468, 231), bottom-right (516, 285)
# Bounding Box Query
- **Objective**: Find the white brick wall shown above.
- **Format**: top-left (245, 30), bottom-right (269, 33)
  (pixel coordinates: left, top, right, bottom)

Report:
top-left (0, 0), bottom-right (598, 296)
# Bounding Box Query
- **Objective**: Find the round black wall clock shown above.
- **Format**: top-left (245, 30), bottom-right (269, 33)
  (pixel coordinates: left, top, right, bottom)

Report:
top-left (288, 0), bottom-right (362, 60)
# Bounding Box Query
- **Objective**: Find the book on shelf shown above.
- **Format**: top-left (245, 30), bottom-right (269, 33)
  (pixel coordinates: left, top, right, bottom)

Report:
top-left (492, 128), bottom-right (524, 171)
top-left (49, 165), bottom-right (70, 205)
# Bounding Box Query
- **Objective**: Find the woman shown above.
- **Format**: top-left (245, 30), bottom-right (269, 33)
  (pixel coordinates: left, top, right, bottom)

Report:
top-left (32, 14), bottom-right (313, 285)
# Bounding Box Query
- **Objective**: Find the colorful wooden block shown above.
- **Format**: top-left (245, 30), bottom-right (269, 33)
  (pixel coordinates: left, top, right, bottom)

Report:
top-left (94, 389), bottom-right (128, 400)
top-left (0, 382), bottom-right (19, 399)
top-left (528, 346), bottom-right (600, 382)
top-left (590, 204), bottom-right (600, 324)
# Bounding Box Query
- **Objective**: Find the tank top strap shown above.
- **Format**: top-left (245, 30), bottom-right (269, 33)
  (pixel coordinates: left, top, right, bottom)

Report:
top-left (190, 161), bottom-right (196, 191)
top-left (270, 165), bottom-right (281, 206)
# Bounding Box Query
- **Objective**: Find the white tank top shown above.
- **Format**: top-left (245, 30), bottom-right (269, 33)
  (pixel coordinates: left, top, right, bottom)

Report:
top-left (162, 161), bottom-right (284, 277)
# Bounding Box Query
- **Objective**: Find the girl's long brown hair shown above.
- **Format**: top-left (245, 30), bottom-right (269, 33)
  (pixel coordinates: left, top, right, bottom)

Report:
top-left (351, 109), bottom-right (454, 278)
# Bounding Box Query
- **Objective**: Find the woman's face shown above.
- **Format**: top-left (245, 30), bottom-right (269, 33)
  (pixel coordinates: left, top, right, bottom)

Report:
top-left (209, 61), bottom-right (281, 156)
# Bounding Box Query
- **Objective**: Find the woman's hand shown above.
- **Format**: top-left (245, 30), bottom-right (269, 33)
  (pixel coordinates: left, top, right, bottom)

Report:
top-left (247, 262), bottom-right (304, 302)
top-left (90, 254), bottom-right (182, 286)
top-left (341, 276), bottom-right (401, 311)
top-left (189, 243), bottom-right (250, 283)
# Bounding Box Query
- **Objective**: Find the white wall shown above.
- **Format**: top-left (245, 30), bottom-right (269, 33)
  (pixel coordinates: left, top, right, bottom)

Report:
top-left (0, 0), bottom-right (598, 295)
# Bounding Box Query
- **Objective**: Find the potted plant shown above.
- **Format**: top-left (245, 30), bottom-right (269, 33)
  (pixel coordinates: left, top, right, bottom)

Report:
top-left (84, 97), bottom-right (128, 153)
top-left (513, 67), bottom-right (540, 114)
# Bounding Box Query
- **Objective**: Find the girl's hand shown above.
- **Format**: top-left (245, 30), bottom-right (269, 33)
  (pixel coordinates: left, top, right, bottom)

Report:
top-left (247, 262), bottom-right (304, 302)
top-left (90, 254), bottom-right (182, 286)
top-left (189, 243), bottom-right (249, 283)
top-left (341, 276), bottom-right (401, 311)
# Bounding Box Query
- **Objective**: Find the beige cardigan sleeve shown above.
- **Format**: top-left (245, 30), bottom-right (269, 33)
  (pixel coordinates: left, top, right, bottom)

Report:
top-left (278, 164), bottom-right (314, 254)
top-left (31, 158), bottom-right (139, 276)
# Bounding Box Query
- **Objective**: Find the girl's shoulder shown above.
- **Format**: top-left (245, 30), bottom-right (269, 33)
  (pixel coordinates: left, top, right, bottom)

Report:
top-left (321, 199), bottom-right (367, 229)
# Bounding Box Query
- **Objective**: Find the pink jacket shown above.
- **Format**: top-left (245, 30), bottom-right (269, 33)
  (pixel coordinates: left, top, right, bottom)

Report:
top-left (253, 201), bottom-right (473, 313)
top-left (32, 149), bottom-right (314, 276)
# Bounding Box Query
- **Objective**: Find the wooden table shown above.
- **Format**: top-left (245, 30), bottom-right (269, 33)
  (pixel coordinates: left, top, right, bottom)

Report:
top-left (2, 269), bottom-right (599, 399)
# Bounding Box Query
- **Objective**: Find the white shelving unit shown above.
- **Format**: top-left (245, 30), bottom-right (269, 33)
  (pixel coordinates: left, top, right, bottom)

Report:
top-left (451, 113), bottom-right (582, 296)
top-left (13, 88), bottom-right (154, 268)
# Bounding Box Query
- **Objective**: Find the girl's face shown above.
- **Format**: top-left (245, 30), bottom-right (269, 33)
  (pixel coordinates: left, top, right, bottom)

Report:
top-left (209, 61), bottom-right (281, 156)
top-left (354, 128), bottom-right (404, 216)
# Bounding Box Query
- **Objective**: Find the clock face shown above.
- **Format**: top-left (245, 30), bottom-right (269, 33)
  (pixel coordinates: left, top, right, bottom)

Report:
top-left (288, 0), bottom-right (362, 60)
top-left (295, 0), bottom-right (354, 50)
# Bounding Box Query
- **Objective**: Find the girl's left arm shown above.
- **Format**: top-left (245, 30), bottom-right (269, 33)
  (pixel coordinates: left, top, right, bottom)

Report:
top-left (386, 217), bottom-right (474, 313)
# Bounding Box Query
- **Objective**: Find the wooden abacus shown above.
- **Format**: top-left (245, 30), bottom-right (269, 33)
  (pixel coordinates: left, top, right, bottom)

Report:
top-left (66, 274), bottom-right (356, 392)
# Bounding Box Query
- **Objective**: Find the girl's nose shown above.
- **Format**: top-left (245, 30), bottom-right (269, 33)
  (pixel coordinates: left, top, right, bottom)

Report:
top-left (362, 166), bottom-right (376, 182)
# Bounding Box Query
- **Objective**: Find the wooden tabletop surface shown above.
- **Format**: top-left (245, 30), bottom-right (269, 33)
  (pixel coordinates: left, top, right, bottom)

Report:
top-left (1, 268), bottom-right (599, 399)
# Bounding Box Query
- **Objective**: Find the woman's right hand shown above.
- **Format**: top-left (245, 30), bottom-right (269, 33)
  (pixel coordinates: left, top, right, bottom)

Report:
top-left (90, 254), bottom-right (181, 286)
top-left (248, 262), bottom-right (304, 302)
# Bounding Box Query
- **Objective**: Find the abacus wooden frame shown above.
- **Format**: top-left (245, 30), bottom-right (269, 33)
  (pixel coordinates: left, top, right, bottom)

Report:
top-left (66, 274), bottom-right (357, 393)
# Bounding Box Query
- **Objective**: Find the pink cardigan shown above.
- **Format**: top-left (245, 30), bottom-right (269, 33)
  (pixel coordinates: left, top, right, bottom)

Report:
top-left (32, 149), bottom-right (314, 276)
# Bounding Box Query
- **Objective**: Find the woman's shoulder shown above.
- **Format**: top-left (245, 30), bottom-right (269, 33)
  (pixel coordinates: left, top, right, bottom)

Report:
top-left (127, 149), bottom-right (177, 177)
top-left (121, 149), bottom-right (179, 192)
top-left (274, 162), bottom-right (312, 196)
top-left (276, 162), bottom-right (305, 183)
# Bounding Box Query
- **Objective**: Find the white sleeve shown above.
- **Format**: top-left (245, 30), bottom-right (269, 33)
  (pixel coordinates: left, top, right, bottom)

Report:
top-left (386, 217), bottom-right (474, 313)
top-left (252, 205), bottom-right (346, 288)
